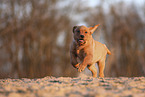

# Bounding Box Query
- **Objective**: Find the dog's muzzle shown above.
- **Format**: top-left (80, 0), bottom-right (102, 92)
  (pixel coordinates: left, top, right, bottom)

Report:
top-left (77, 39), bottom-right (86, 45)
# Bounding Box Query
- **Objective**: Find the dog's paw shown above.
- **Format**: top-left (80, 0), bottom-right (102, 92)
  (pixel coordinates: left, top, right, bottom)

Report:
top-left (77, 64), bottom-right (86, 72)
top-left (74, 63), bottom-right (79, 68)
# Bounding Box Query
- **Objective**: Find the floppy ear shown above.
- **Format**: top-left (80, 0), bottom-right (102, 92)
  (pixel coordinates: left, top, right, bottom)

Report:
top-left (89, 24), bottom-right (100, 34)
top-left (73, 26), bottom-right (78, 33)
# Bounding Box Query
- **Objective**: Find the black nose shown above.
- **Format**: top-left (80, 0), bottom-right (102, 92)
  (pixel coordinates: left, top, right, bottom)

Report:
top-left (80, 35), bottom-right (84, 38)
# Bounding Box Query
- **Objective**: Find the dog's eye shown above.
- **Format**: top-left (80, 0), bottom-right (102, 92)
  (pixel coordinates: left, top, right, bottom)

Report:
top-left (85, 32), bottom-right (87, 33)
top-left (77, 30), bottom-right (80, 33)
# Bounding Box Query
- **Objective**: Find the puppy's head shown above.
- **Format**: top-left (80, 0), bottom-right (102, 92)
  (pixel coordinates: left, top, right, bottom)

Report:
top-left (73, 24), bottom-right (100, 45)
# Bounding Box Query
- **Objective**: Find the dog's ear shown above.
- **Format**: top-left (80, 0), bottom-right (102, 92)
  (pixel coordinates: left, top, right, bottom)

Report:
top-left (73, 26), bottom-right (78, 33)
top-left (89, 24), bottom-right (100, 34)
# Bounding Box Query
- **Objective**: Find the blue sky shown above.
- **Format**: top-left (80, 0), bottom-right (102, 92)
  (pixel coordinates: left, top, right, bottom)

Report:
top-left (88, 0), bottom-right (145, 7)
top-left (72, 0), bottom-right (145, 25)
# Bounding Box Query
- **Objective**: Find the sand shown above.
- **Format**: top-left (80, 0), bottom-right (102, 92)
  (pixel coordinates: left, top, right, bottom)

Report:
top-left (0, 76), bottom-right (145, 97)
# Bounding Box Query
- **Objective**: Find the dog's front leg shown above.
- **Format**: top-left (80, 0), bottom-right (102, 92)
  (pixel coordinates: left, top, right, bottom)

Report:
top-left (78, 54), bottom-right (93, 72)
top-left (70, 43), bottom-right (80, 68)
top-left (70, 52), bottom-right (79, 69)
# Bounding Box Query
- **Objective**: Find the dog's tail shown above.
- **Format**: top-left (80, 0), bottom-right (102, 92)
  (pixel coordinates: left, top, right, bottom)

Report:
top-left (107, 48), bottom-right (111, 55)
top-left (104, 44), bottom-right (111, 55)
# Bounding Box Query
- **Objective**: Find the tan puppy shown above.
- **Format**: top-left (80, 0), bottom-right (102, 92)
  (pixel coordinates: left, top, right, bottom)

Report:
top-left (70, 24), bottom-right (111, 77)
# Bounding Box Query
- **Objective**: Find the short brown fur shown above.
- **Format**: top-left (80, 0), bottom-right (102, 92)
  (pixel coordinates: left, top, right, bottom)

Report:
top-left (70, 24), bottom-right (111, 77)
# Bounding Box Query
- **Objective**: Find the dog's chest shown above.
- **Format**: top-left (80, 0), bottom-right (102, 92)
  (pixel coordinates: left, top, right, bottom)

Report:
top-left (76, 49), bottom-right (85, 61)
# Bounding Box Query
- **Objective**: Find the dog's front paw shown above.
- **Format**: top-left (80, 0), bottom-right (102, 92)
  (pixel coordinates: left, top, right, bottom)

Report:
top-left (74, 63), bottom-right (79, 68)
top-left (78, 64), bottom-right (86, 72)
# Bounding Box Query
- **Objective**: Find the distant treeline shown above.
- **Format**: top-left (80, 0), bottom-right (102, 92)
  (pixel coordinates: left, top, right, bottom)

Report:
top-left (0, 0), bottom-right (144, 78)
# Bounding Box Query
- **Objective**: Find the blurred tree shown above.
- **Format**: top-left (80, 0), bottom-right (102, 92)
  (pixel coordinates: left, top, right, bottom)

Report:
top-left (0, 0), bottom-right (78, 78)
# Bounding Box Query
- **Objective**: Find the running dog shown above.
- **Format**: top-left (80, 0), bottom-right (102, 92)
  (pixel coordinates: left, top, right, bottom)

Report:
top-left (70, 24), bottom-right (111, 77)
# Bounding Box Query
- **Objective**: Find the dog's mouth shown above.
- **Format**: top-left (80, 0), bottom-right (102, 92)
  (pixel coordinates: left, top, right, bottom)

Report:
top-left (77, 39), bottom-right (86, 45)
top-left (78, 39), bottom-right (84, 42)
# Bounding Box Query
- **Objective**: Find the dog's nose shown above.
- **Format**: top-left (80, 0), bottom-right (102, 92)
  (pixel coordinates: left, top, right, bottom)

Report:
top-left (80, 35), bottom-right (84, 38)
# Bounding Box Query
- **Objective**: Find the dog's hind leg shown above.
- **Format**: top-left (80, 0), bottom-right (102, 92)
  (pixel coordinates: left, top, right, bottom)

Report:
top-left (98, 57), bottom-right (106, 78)
top-left (87, 64), bottom-right (97, 77)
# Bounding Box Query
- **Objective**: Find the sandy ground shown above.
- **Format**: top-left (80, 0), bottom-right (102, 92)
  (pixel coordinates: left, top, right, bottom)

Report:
top-left (0, 76), bottom-right (145, 97)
